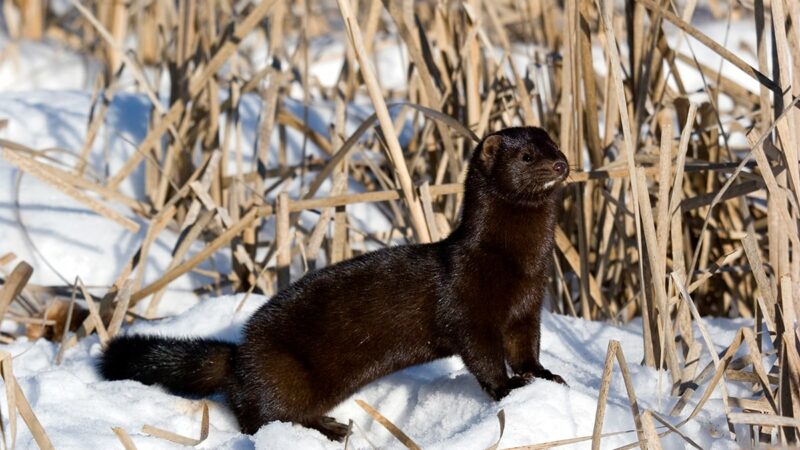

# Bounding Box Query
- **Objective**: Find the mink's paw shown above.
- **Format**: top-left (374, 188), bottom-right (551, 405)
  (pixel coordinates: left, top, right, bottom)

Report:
top-left (536, 369), bottom-right (568, 386)
top-left (486, 376), bottom-right (529, 401)
top-left (516, 371), bottom-right (536, 382)
top-left (506, 375), bottom-right (528, 390)
top-left (311, 416), bottom-right (351, 442)
top-left (548, 373), bottom-right (568, 386)
top-left (516, 368), bottom-right (569, 386)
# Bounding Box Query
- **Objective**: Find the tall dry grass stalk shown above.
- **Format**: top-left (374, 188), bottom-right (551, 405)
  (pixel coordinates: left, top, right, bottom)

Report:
top-left (0, 0), bottom-right (799, 447)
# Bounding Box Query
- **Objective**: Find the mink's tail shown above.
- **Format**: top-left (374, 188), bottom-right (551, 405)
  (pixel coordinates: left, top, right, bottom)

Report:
top-left (98, 334), bottom-right (237, 397)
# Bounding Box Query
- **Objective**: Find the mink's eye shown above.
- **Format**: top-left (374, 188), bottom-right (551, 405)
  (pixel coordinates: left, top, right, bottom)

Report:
top-left (522, 154), bottom-right (533, 163)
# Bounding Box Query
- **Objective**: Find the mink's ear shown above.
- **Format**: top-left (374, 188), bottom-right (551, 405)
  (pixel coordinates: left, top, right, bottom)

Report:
top-left (479, 135), bottom-right (503, 166)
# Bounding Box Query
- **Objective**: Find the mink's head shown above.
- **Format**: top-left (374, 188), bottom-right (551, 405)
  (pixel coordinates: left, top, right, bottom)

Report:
top-left (470, 127), bottom-right (569, 206)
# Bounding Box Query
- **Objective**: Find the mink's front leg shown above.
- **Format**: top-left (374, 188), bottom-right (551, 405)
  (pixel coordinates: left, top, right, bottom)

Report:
top-left (504, 309), bottom-right (567, 386)
top-left (457, 326), bottom-right (527, 400)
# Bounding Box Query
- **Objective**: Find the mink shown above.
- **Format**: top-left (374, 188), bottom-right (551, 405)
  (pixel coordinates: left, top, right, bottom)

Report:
top-left (99, 126), bottom-right (569, 441)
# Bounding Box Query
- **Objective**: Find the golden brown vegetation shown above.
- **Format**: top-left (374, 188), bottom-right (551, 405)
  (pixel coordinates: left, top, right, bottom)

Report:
top-left (0, 0), bottom-right (799, 448)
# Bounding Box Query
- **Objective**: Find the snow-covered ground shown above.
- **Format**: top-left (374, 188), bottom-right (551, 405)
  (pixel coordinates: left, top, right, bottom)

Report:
top-left (2, 294), bottom-right (746, 449)
top-left (0, 8), bottom-right (765, 449)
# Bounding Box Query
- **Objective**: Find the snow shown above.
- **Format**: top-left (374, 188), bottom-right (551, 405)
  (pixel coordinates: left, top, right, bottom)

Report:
top-left (0, 37), bottom-right (100, 92)
top-left (1, 295), bottom-right (745, 449)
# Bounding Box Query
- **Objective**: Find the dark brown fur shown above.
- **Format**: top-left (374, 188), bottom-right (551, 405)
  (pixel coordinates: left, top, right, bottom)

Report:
top-left (99, 126), bottom-right (569, 441)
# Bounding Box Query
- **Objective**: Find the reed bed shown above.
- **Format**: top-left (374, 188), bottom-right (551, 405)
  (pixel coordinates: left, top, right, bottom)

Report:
top-left (0, 0), bottom-right (799, 447)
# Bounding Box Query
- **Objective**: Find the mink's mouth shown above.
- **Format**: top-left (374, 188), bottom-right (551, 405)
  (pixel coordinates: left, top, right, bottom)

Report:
top-left (531, 160), bottom-right (569, 192)
top-left (505, 172), bottom-right (567, 206)
top-left (501, 160), bottom-right (569, 206)
top-left (541, 171), bottom-right (568, 190)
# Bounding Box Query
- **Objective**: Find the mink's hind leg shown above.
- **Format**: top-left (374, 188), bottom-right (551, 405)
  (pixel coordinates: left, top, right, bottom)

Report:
top-left (225, 344), bottom-right (349, 438)
top-left (305, 416), bottom-right (351, 442)
top-left (225, 383), bottom-right (277, 435)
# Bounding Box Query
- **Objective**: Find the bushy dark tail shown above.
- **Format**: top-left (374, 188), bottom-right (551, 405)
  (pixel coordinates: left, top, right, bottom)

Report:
top-left (98, 335), bottom-right (237, 397)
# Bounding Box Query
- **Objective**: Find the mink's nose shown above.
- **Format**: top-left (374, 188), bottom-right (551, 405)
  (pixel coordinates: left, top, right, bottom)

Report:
top-left (553, 161), bottom-right (568, 175)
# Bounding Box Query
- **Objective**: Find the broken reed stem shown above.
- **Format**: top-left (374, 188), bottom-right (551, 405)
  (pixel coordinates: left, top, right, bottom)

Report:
top-left (1, 350), bottom-right (55, 449)
top-left (356, 399), bottom-right (421, 450)
top-left (335, 0), bottom-right (431, 243)
top-left (596, 0), bottom-right (652, 368)
top-left (141, 402), bottom-right (209, 446)
top-left (591, 340), bottom-right (647, 450)
top-left (1, 149), bottom-right (140, 232)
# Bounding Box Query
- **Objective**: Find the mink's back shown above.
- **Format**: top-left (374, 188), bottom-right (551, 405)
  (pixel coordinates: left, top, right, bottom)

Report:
top-left (241, 242), bottom-right (452, 389)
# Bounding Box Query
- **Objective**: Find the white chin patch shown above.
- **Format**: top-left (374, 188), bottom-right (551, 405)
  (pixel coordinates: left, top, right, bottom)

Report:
top-left (543, 180), bottom-right (558, 189)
